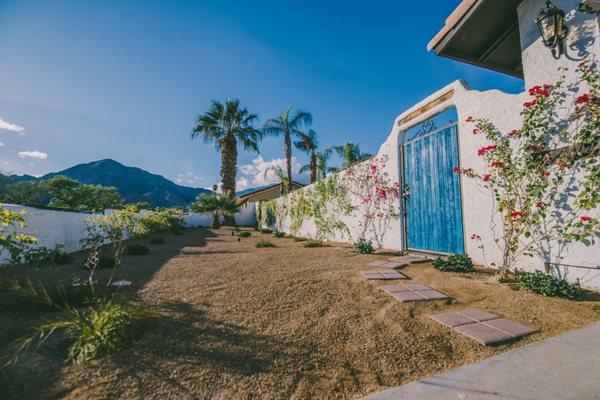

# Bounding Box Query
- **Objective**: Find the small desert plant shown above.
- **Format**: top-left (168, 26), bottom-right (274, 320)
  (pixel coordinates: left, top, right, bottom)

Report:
top-left (127, 244), bottom-right (149, 255)
top-left (354, 238), bottom-right (374, 254)
top-left (22, 244), bottom-right (72, 267)
top-left (518, 271), bottom-right (581, 300)
top-left (304, 240), bottom-right (324, 248)
top-left (293, 236), bottom-right (306, 242)
top-left (11, 296), bottom-right (138, 365)
top-left (260, 228), bottom-right (273, 234)
top-left (432, 253), bottom-right (474, 272)
top-left (273, 231), bottom-right (285, 238)
top-left (255, 240), bottom-right (276, 248)
top-left (239, 231), bottom-right (251, 238)
top-left (149, 237), bottom-right (165, 244)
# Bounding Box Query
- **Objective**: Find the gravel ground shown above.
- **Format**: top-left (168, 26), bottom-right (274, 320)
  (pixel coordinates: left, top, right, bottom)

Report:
top-left (1, 227), bottom-right (599, 399)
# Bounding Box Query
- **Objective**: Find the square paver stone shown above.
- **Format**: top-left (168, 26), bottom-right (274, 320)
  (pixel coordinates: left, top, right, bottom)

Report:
top-left (429, 309), bottom-right (501, 328)
top-left (388, 255), bottom-right (431, 264)
top-left (484, 318), bottom-right (538, 338)
top-left (380, 284), bottom-right (451, 302)
top-left (454, 322), bottom-right (514, 345)
top-left (361, 270), bottom-right (407, 280)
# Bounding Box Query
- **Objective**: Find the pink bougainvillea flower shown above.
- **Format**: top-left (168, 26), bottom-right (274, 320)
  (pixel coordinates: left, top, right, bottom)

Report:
top-left (576, 93), bottom-right (590, 105)
top-left (477, 145), bottom-right (497, 156)
top-left (453, 166), bottom-right (461, 173)
top-left (556, 159), bottom-right (568, 169)
top-left (511, 211), bottom-right (523, 220)
top-left (528, 85), bottom-right (550, 97)
top-left (491, 161), bottom-right (503, 168)
top-left (470, 233), bottom-right (481, 240)
top-left (542, 171), bottom-right (551, 177)
top-left (535, 202), bottom-right (544, 209)
top-left (523, 99), bottom-right (538, 109)
top-left (581, 215), bottom-right (591, 222)
top-left (482, 174), bottom-right (491, 182)
top-left (472, 129), bottom-right (478, 135)
top-left (507, 129), bottom-right (519, 137)
top-left (466, 116), bottom-right (474, 122)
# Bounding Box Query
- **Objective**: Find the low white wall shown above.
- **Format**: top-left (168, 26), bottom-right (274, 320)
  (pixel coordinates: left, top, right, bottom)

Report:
top-left (1, 203), bottom-right (257, 261)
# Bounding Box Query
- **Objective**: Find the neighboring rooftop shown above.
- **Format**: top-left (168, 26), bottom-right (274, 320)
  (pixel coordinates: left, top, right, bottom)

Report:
top-left (428, 0), bottom-right (524, 78)
top-left (237, 181), bottom-right (305, 204)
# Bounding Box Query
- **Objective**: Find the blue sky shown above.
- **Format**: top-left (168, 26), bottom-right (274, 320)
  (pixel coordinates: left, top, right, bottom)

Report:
top-left (0, 0), bottom-right (523, 190)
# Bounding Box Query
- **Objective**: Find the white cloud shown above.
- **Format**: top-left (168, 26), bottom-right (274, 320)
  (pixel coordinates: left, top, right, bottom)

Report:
top-left (175, 171), bottom-right (203, 186)
top-left (18, 150), bottom-right (47, 159)
top-left (235, 155), bottom-right (304, 191)
top-left (0, 117), bottom-right (25, 134)
top-left (0, 142), bottom-right (4, 146)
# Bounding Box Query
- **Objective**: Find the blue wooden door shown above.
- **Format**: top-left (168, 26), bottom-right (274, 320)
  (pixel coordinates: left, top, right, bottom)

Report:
top-left (403, 125), bottom-right (464, 254)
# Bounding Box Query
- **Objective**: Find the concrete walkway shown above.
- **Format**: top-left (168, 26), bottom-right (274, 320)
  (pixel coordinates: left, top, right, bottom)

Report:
top-left (364, 322), bottom-right (600, 400)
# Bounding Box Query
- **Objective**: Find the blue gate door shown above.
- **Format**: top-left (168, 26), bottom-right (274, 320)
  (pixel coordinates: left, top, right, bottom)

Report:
top-left (403, 124), bottom-right (464, 254)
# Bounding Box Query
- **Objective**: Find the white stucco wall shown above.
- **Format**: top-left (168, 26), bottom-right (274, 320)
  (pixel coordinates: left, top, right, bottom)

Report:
top-left (269, 0), bottom-right (600, 289)
top-left (1, 203), bottom-right (257, 262)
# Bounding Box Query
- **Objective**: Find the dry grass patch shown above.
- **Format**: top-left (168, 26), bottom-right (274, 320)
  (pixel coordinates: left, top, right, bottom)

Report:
top-left (1, 227), bottom-right (599, 399)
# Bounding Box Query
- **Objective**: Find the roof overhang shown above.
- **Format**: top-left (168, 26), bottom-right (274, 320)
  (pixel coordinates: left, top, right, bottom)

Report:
top-left (428, 0), bottom-right (524, 78)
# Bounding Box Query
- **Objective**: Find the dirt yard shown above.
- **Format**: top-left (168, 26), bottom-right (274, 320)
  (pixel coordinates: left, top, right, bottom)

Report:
top-left (1, 228), bottom-right (599, 399)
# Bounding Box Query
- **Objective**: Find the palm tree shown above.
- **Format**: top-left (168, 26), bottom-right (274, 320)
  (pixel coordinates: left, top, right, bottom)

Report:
top-left (264, 165), bottom-right (289, 195)
top-left (190, 194), bottom-right (241, 229)
top-left (295, 129), bottom-right (319, 183)
top-left (263, 107), bottom-right (312, 192)
top-left (192, 99), bottom-right (261, 197)
top-left (330, 142), bottom-right (373, 169)
top-left (315, 149), bottom-right (337, 180)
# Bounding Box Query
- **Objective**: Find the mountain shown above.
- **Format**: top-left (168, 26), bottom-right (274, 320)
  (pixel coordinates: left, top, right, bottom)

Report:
top-left (5, 159), bottom-right (212, 208)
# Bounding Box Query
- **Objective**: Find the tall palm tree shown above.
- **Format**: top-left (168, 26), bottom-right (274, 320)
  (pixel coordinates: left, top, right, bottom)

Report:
top-left (192, 99), bottom-right (261, 197)
top-left (190, 194), bottom-right (241, 229)
top-left (330, 142), bottom-right (373, 169)
top-left (263, 107), bottom-right (312, 192)
top-left (295, 129), bottom-right (319, 183)
top-left (315, 149), bottom-right (337, 180)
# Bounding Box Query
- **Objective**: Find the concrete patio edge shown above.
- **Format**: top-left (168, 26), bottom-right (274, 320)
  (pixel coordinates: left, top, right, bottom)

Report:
top-left (363, 321), bottom-right (600, 400)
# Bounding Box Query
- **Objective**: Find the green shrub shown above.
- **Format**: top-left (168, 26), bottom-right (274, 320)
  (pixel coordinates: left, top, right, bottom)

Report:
top-left (255, 240), bottom-right (276, 248)
top-left (149, 237), bottom-right (165, 244)
top-left (304, 240), bottom-right (324, 248)
top-left (84, 254), bottom-right (116, 270)
top-left (518, 271), bottom-right (581, 299)
top-left (273, 231), bottom-right (285, 238)
top-left (12, 296), bottom-right (138, 364)
top-left (293, 236), bottom-right (306, 242)
top-left (239, 231), bottom-right (251, 238)
top-left (432, 253), bottom-right (474, 272)
top-left (22, 244), bottom-right (72, 267)
top-left (127, 244), bottom-right (149, 255)
top-left (260, 229), bottom-right (272, 234)
top-left (354, 238), bottom-right (374, 254)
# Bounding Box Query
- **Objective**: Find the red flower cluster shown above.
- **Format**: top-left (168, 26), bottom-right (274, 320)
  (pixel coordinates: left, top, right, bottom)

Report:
top-left (556, 159), bottom-right (568, 169)
top-left (472, 129), bottom-right (478, 135)
top-left (470, 233), bottom-right (481, 240)
top-left (491, 161), bottom-right (503, 168)
top-left (523, 99), bottom-right (538, 109)
top-left (542, 171), bottom-right (551, 177)
top-left (535, 202), bottom-right (544, 209)
top-left (477, 145), bottom-right (497, 156)
top-left (576, 93), bottom-right (590, 105)
top-left (466, 116), bottom-right (474, 122)
top-left (581, 215), bottom-right (591, 222)
top-left (527, 145), bottom-right (543, 153)
top-left (528, 84), bottom-right (551, 97)
top-left (482, 174), bottom-right (491, 182)
top-left (453, 166), bottom-right (474, 176)
top-left (376, 189), bottom-right (387, 199)
top-left (507, 129), bottom-right (519, 137)
top-left (511, 211), bottom-right (523, 220)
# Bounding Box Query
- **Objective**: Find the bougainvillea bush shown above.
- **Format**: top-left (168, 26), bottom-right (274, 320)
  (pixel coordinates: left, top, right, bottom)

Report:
top-left (342, 155), bottom-right (400, 248)
top-left (457, 62), bottom-right (599, 281)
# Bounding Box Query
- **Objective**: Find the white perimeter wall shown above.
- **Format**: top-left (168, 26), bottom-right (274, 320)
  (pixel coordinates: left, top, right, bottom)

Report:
top-left (1, 203), bottom-right (256, 262)
top-left (271, 0), bottom-right (600, 289)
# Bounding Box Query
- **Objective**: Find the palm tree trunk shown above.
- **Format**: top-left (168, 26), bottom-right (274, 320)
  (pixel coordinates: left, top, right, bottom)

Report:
top-left (211, 212), bottom-right (221, 229)
top-left (220, 136), bottom-right (238, 225)
top-left (284, 131), bottom-right (293, 193)
top-left (310, 153), bottom-right (317, 183)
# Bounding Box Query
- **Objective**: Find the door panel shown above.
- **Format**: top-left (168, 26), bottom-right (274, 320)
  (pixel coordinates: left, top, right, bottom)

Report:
top-left (403, 125), bottom-right (464, 254)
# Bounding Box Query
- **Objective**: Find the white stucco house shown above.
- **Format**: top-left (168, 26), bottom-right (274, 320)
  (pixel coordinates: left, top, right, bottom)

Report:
top-left (272, 0), bottom-right (600, 289)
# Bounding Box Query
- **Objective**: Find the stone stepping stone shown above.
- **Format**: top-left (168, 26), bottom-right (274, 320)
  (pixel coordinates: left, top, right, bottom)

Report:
top-left (361, 269), bottom-right (408, 280)
top-left (428, 309), bottom-right (538, 346)
top-left (367, 260), bottom-right (404, 269)
top-left (387, 255), bottom-right (431, 265)
top-left (379, 283), bottom-right (451, 302)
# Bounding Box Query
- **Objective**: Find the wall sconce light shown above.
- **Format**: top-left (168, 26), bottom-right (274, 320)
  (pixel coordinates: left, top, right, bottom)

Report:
top-left (535, 1), bottom-right (568, 59)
